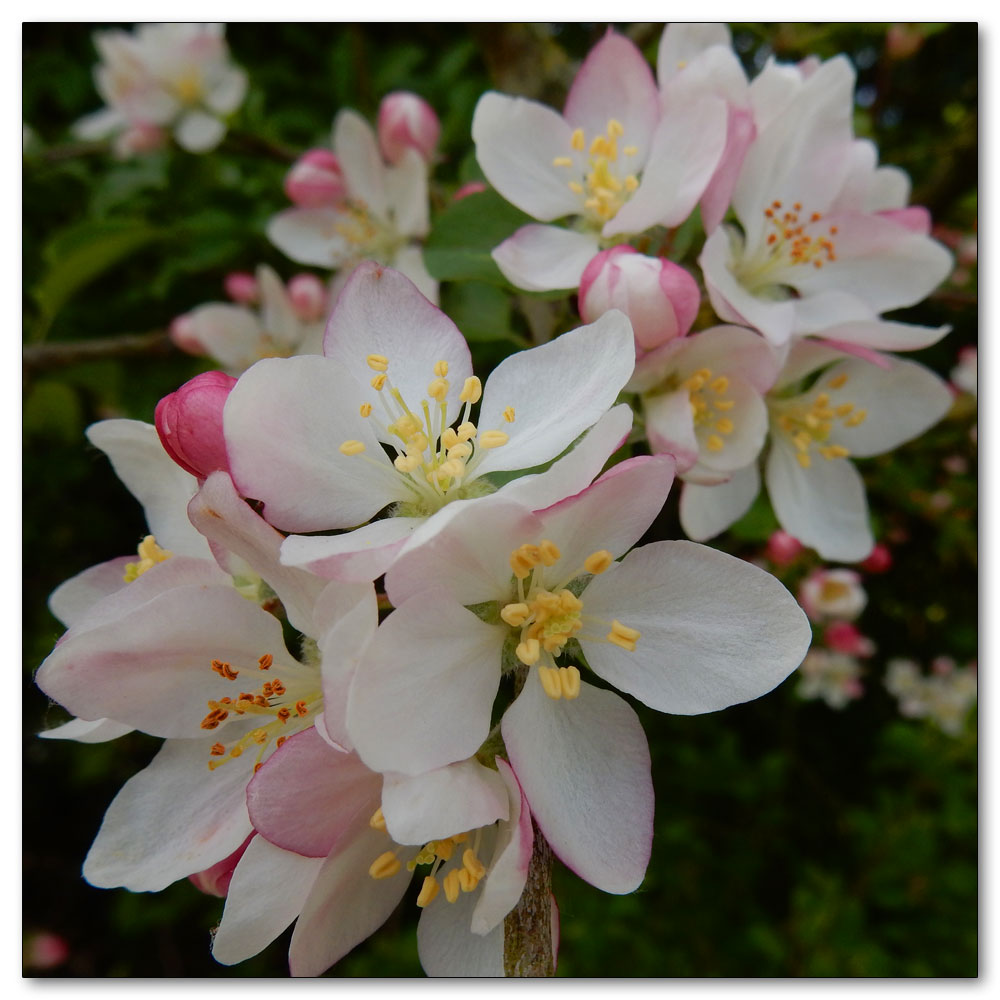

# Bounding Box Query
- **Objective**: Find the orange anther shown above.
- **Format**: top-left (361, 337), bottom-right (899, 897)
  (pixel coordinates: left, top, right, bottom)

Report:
top-left (276, 736), bottom-right (287, 748)
top-left (295, 700), bottom-right (308, 717)
top-left (271, 680), bottom-right (286, 696)
top-left (210, 743), bottom-right (225, 756)
top-left (277, 707), bottom-right (291, 723)
top-left (258, 654), bottom-right (273, 670)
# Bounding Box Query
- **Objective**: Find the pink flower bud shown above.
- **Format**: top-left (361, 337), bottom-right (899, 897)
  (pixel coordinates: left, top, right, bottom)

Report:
top-left (23, 931), bottom-right (70, 971)
top-left (284, 148), bottom-right (346, 207)
top-left (799, 568), bottom-right (867, 623)
top-left (168, 313), bottom-right (207, 357)
top-left (287, 273), bottom-right (328, 322)
top-left (764, 530), bottom-right (804, 566)
top-left (453, 181), bottom-right (487, 202)
top-left (188, 835), bottom-right (254, 898)
top-left (155, 371), bottom-right (237, 480)
top-left (859, 543), bottom-right (892, 574)
top-left (377, 91), bottom-right (441, 164)
top-left (224, 271), bottom-right (260, 304)
top-left (579, 246), bottom-right (700, 356)
top-left (824, 621), bottom-right (875, 658)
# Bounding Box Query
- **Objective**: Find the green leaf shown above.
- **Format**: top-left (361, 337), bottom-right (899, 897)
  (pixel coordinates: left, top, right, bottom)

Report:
top-left (440, 280), bottom-right (525, 344)
top-left (30, 218), bottom-right (163, 342)
top-left (423, 189), bottom-right (533, 283)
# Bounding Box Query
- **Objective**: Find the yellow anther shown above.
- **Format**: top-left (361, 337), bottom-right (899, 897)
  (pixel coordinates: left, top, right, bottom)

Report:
top-left (443, 869), bottom-right (461, 903)
top-left (793, 431), bottom-right (812, 452)
top-left (584, 550), bottom-right (614, 575)
top-left (814, 393), bottom-right (830, 407)
top-left (434, 360), bottom-right (449, 377)
top-left (359, 402), bottom-right (373, 417)
top-left (846, 410), bottom-right (868, 427)
top-left (251, 728), bottom-right (268, 745)
top-left (367, 354), bottom-right (389, 372)
top-left (624, 175), bottom-right (639, 192)
top-left (510, 554), bottom-right (534, 580)
top-left (123, 535), bottom-right (174, 582)
top-left (339, 440), bottom-right (366, 456)
top-left (570, 127), bottom-right (586, 151)
top-left (458, 869), bottom-right (479, 893)
top-left (715, 399), bottom-right (735, 411)
top-left (459, 376), bottom-right (482, 404)
top-left (451, 833), bottom-right (468, 844)
top-left (552, 156), bottom-right (574, 167)
top-left (369, 808), bottom-right (387, 831)
top-left (441, 427), bottom-right (459, 450)
top-left (709, 376), bottom-right (730, 394)
top-left (463, 849), bottom-right (486, 879)
top-left (568, 181), bottom-right (584, 194)
top-left (503, 406), bottom-right (516, 423)
top-left (607, 118), bottom-right (624, 138)
top-left (559, 590), bottom-right (583, 613)
top-left (835, 403), bottom-right (855, 417)
top-left (457, 421), bottom-right (477, 441)
top-left (501, 602), bottom-right (531, 627)
top-left (428, 378), bottom-right (449, 401)
top-left (623, 145), bottom-right (638, 157)
top-left (516, 638), bottom-right (541, 666)
top-left (394, 454), bottom-right (421, 473)
top-left (435, 838), bottom-right (455, 861)
top-left (607, 620), bottom-right (640, 652)
top-left (448, 442), bottom-right (472, 460)
top-left (715, 418), bottom-right (735, 434)
top-left (828, 373), bottom-right (849, 389)
top-left (684, 374), bottom-right (706, 392)
top-left (406, 431), bottom-right (428, 454)
top-left (538, 539), bottom-right (561, 566)
top-left (438, 458), bottom-right (465, 480)
top-left (820, 444), bottom-right (850, 460)
top-left (797, 452), bottom-right (812, 469)
top-left (370, 373), bottom-right (387, 391)
top-left (560, 665), bottom-right (582, 700)
top-left (479, 430), bottom-right (509, 449)
top-left (416, 875), bottom-right (440, 908)
top-left (369, 851), bottom-right (401, 879)
top-left (706, 434), bottom-right (725, 452)
top-left (538, 665), bottom-right (563, 700)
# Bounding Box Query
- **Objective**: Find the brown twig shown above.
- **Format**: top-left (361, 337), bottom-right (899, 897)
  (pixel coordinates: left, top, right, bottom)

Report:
top-left (22, 330), bottom-right (176, 374)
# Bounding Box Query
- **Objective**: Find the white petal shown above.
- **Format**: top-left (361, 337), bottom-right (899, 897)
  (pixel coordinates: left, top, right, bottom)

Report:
top-left (212, 836), bottom-right (324, 966)
top-left (72, 106), bottom-right (124, 140)
top-left (83, 737), bottom-right (253, 891)
top-left (817, 319), bottom-right (951, 353)
top-left (347, 592), bottom-right (504, 776)
top-left (502, 676), bottom-right (653, 894)
top-left (679, 463), bottom-right (760, 541)
top-left (581, 539), bottom-right (811, 714)
top-left (473, 310), bottom-right (636, 476)
top-left (643, 388), bottom-right (700, 472)
top-left (390, 244), bottom-right (439, 304)
top-left (85, 419), bottom-right (208, 558)
top-left (204, 66), bottom-right (247, 115)
top-left (382, 760), bottom-right (509, 846)
top-left (48, 556), bottom-right (132, 628)
top-left (174, 110), bottom-right (226, 152)
top-left (385, 148), bottom-right (430, 238)
top-left (417, 886), bottom-right (504, 977)
top-left (657, 22), bottom-right (732, 85)
top-left (472, 92), bottom-right (581, 221)
top-left (333, 109), bottom-right (388, 220)
top-left (38, 716), bottom-right (133, 743)
top-left (267, 207), bottom-right (355, 269)
top-left (224, 356), bottom-right (408, 532)
top-left (491, 224), bottom-right (599, 292)
top-left (765, 442), bottom-right (874, 561)
top-left (183, 303), bottom-right (265, 372)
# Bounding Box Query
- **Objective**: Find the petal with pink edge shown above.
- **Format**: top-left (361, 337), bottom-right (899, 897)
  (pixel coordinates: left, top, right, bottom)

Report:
top-left (83, 737), bottom-right (254, 891)
top-left (679, 463), bottom-right (761, 541)
top-left (643, 388), bottom-right (699, 472)
top-left (212, 836), bottom-right (325, 966)
top-left (491, 224), bottom-right (600, 292)
top-left (47, 556), bottom-right (133, 628)
top-left (502, 675), bottom-right (653, 894)
top-left (581, 539), bottom-right (811, 714)
top-left (348, 592), bottom-right (504, 776)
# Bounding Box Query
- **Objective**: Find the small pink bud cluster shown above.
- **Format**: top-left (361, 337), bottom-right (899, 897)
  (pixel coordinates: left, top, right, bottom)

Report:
top-left (224, 271), bottom-right (259, 304)
top-left (155, 371), bottom-right (237, 480)
top-left (823, 621), bottom-right (875, 658)
top-left (764, 530), bottom-right (804, 567)
top-left (579, 246), bottom-right (700, 361)
top-left (284, 148), bottom-right (347, 207)
top-left (377, 91), bottom-right (441, 164)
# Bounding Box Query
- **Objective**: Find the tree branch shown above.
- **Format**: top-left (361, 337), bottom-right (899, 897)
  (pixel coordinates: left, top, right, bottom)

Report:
top-left (22, 330), bottom-right (177, 374)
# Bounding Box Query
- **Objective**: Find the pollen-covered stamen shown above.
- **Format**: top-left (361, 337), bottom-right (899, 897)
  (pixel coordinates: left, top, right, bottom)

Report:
top-left (123, 535), bottom-right (173, 583)
top-left (761, 201), bottom-right (839, 270)
top-left (607, 620), bottom-right (641, 651)
top-left (537, 664), bottom-right (582, 700)
top-left (682, 367), bottom-right (739, 455)
top-left (771, 371), bottom-right (866, 469)
top-left (552, 118), bottom-right (641, 225)
top-left (369, 851), bottom-right (402, 879)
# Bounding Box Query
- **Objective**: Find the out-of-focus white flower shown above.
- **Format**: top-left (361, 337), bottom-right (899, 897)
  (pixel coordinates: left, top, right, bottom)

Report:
top-left (798, 568), bottom-right (867, 622)
top-left (885, 658), bottom-right (977, 736)
top-left (73, 23), bottom-right (246, 155)
top-left (797, 649), bottom-right (864, 708)
top-left (951, 345), bottom-right (977, 397)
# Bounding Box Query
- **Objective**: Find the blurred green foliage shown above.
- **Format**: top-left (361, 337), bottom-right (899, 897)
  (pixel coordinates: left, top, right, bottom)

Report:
top-left (23, 22), bottom-right (976, 977)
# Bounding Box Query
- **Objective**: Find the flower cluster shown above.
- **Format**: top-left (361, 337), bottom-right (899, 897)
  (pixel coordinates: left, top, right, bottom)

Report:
top-left (885, 657), bottom-right (977, 737)
top-left (33, 20), bottom-right (965, 979)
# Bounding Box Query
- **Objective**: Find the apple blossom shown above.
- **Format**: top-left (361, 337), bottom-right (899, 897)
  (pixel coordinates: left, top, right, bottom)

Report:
top-left (885, 658), bottom-right (977, 737)
top-left (283, 148), bottom-right (347, 207)
top-left (679, 341), bottom-right (953, 561)
top-left (796, 650), bottom-right (864, 709)
top-left (346, 455), bottom-right (811, 894)
top-left (951, 345), bottom-right (977, 397)
top-left (169, 264), bottom-right (326, 374)
top-left (223, 262), bottom-right (638, 583)
top-left (268, 109), bottom-right (437, 303)
top-left (798, 567), bottom-right (867, 622)
top-left (155, 371), bottom-right (236, 480)
top-left (378, 91), bottom-right (441, 164)
top-left (211, 728), bottom-right (532, 976)
top-left (578, 246), bottom-right (700, 359)
top-left (72, 23), bottom-right (247, 155)
top-left (699, 55), bottom-right (952, 348)
top-left (473, 30), bottom-right (727, 292)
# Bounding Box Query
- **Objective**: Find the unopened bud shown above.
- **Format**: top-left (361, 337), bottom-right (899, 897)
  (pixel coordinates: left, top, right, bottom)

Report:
top-left (284, 148), bottom-right (346, 207)
top-left (287, 273), bottom-right (328, 322)
top-left (224, 271), bottom-right (259, 305)
top-left (155, 370), bottom-right (238, 480)
top-left (377, 91), bottom-right (441, 164)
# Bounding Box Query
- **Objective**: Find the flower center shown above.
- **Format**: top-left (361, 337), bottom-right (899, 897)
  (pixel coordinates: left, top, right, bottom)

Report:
top-left (123, 535), bottom-right (173, 582)
top-left (770, 370), bottom-right (867, 469)
top-left (198, 652), bottom-right (321, 771)
top-left (171, 69), bottom-right (204, 106)
top-left (339, 356), bottom-right (511, 515)
top-left (682, 367), bottom-right (738, 455)
top-left (499, 540), bottom-right (640, 701)
top-left (366, 809), bottom-right (489, 909)
top-left (552, 118), bottom-right (640, 227)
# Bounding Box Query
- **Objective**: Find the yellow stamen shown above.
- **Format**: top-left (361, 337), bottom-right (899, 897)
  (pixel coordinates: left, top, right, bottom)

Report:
top-left (359, 402), bottom-right (373, 417)
top-left (538, 665), bottom-right (563, 700)
top-left (416, 875), bottom-right (440, 908)
top-left (369, 808), bottom-right (387, 831)
top-left (706, 434), bottom-right (725, 452)
top-left (443, 868), bottom-right (461, 903)
top-left (479, 430), bottom-right (509, 449)
top-left (369, 851), bottom-right (401, 879)
top-left (434, 360), bottom-right (449, 377)
top-left (538, 539), bottom-right (561, 566)
top-left (457, 421), bottom-right (477, 441)
top-left (370, 373), bottom-right (387, 391)
top-left (623, 145), bottom-right (638, 157)
top-left (552, 156), bottom-right (573, 167)
top-left (367, 354), bottom-right (389, 372)
top-left (715, 418), bottom-right (735, 434)
top-left (570, 128), bottom-right (585, 151)
top-left (463, 849), bottom-right (486, 879)
top-left (560, 665), bottom-right (581, 700)
top-left (339, 440), bottom-right (366, 456)
top-left (460, 377), bottom-right (482, 404)
top-left (584, 550), bottom-right (614, 575)
top-left (846, 410), bottom-right (868, 427)
top-left (503, 406), bottom-right (516, 423)
top-left (428, 378), bottom-right (449, 401)
top-left (607, 620), bottom-right (640, 652)
top-left (797, 452), bottom-right (812, 468)
top-left (709, 376), bottom-right (730, 394)
top-left (458, 869), bottom-right (479, 893)
top-left (517, 638), bottom-right (541, 666)
top-left (501, 602), bottom-right (531, 627)
top-left (828, 373), bottom-right (849, 389)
